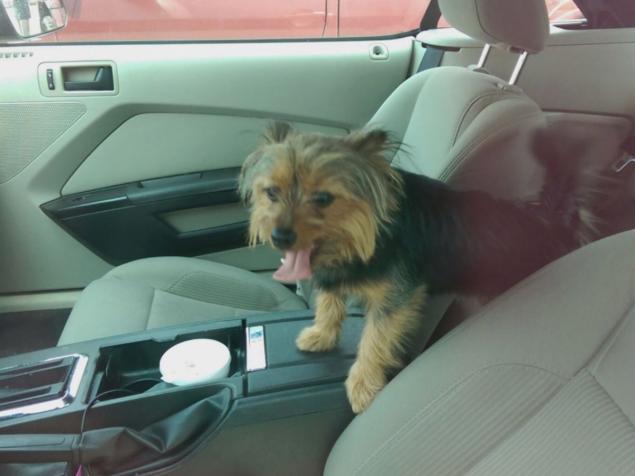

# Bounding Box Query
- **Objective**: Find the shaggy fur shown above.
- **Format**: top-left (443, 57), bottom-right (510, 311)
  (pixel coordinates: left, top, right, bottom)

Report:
top-left (239, 122), bottom-right (597, 413)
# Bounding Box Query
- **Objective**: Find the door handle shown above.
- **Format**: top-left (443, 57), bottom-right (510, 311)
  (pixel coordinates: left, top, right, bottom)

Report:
top-left (63, 66), bottom-right (114, 91)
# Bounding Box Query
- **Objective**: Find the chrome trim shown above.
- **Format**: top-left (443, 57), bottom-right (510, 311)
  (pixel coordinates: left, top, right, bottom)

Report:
top-left (245, 326), bottom-right (267, 371)
top-left (476, 44), bottom-right (491, 69)
top-left (509, 51), bottom-right (528, 86)
top-left (0, 354), bottom-right (89, 420)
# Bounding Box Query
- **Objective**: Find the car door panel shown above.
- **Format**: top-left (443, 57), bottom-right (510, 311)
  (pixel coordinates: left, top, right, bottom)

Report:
top-left (0, 37), bottom-right (413, 294)
top-left (61, 113), bottom-right (345, 195)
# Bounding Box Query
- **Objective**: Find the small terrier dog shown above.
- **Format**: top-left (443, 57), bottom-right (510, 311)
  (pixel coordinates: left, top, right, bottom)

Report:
top-left (239, 122), bottom-right (597, 413)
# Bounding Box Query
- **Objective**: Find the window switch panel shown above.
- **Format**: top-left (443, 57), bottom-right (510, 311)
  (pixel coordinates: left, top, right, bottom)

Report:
top-left (46, 69), bottom-right (55, 90)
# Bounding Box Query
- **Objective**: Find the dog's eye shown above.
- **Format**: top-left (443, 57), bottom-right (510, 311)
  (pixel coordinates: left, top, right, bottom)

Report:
top-left (311, 192), bottom-right (334, 208)
top-left (264, 186), bottom-right (280, 202)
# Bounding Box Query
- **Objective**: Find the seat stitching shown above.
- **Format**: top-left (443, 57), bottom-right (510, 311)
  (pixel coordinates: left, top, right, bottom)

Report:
top-left (416, 310), bottom-right (576, 380)
top-left (166, 271), bottom-right (216, 294)
top-left (145, 288), bottom-right (155, 330)
top-left (388, 73), bottom-right (433, 169)
top-left (459, 373), bottom-right (597, 476)
top-left (388, 71), bottom-right (505, 175)
top-left (589, 371), bottom-right (635, 431)
top-left (451, 90), bottom-right (510, 147)
top-left (458, 386), bottom-right (567, 475)
top-left (587, 304), bottom-right (635, 375)
top-left (352, 363), bottom-right (566, 475)
top-left (165, 270), bottom-right (285, 310)
top-left (352, 278), bottom-right (634, 476)
top-left (420, 251), bottom-right (635, 383)
top-left (441, 109), bottom-right (543, 182)
top-left (473, 0), bottom-right (498, 46)
top-left (167, 270), bottom-right (280, 296)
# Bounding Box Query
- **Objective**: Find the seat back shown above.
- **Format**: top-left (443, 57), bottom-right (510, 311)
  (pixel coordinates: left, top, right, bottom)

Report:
top-left (325, 227), bottom-right (635, 474)
top-left (368, 0), bottom-right (553, 200)
top-left (371, 66), bottom-right (546, 201)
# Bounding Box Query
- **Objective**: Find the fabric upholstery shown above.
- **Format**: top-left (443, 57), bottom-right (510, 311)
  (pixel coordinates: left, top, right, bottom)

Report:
top-left (439, 0), bottom-right (550, 53)
top-left (468, 370), bottom-right (635, 475)
top-left (58, 257), bottom-right (305, 345)
top-left (325, 230), bottom-right (635, 475)
top-left (371, 67), bottom-right (546, 201)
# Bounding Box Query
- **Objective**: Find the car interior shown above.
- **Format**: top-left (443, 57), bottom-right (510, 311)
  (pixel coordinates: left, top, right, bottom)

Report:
top-left (0, 0), bottom-right (634, 474)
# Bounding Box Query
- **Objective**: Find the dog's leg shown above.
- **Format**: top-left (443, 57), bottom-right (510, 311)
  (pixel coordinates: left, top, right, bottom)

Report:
top-left (296, 290), bottom-right (347, 352)
top-left (346, 284), bottom-right (426, 413)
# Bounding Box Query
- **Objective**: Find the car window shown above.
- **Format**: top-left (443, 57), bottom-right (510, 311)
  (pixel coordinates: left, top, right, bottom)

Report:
top-left (545, 0), bottom-right (585, 23)
top-left (6, 0), bottom-right (430, 43)
top-left (438, 0), bottom-right (585, 28)
top-left (338, 0), bottom-right (431, 38)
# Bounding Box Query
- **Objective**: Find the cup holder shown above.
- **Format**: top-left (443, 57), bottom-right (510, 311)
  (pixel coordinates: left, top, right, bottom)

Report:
top-left (90, 326), bottom-right (244, 401)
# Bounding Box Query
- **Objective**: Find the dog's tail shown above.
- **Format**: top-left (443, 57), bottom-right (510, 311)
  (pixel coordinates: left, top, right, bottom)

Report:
top-left (532, 128), bottom-right (605, 246)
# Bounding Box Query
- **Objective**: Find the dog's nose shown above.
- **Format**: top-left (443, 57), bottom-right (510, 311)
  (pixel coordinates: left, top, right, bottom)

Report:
top-left (271, 227), bottom-right (297, 249)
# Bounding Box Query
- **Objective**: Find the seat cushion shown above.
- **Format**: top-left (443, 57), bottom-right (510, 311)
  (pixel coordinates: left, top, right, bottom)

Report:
top-left (58, 257), bottom-right (306, 345)
top-left (325, 230), bottom-right (635, 475)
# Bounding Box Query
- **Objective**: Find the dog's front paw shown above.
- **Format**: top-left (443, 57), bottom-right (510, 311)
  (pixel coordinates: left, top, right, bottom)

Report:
top-left (345, 362), bottom-right (386, 414)
top-left (296, 325), bottom-right (338, 352)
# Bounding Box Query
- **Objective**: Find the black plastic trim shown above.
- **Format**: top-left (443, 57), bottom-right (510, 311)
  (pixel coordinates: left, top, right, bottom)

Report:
top-left (419, 41), bottom-right (461, 53)
top-left (0, 311), bottom-right (361, 474)
top-left (247, 317), bottom-right (363, 394)
top-left (0, 434), bottom-right (78, 463)
top-left (42, 168), bottom-right (247, 264)
top-left (63, 66), bottom-right (114, 91)
top-left (8, 29), bottom-right (420, 47)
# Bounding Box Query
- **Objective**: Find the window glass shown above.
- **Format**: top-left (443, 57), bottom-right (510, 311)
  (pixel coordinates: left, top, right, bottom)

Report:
top-left (9, 0), bottom-right (430, 43)
top-left (545, 0), bottom-right (585, 22)
top-left (438, 0), bottom-right (585, 28)
top-left (56, 0), bottom-right (327, 42)
top-left (338, 0), bottom-right (431, 38)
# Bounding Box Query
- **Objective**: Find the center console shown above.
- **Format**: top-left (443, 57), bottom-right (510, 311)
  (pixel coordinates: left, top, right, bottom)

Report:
top-left (0, 310), bottom-right (363, 475)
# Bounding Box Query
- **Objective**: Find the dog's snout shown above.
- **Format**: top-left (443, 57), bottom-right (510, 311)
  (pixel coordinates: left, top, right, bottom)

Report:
top-left (271, 227), bottom-right (297, 249)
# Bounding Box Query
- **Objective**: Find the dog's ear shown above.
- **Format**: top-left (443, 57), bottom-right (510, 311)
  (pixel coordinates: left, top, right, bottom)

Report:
top-left (239, 122), bottom-right (291, 202)
top-left (263, 121), bottom-right (292, 144)
top-left (344, 129), bottom-right (389, 156)
top-left (238, 150), bottom-right (263, 203)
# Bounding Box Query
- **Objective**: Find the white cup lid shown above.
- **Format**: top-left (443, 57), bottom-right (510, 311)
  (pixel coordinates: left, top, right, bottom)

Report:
top-left (159, 339), bottom-right (231, 386)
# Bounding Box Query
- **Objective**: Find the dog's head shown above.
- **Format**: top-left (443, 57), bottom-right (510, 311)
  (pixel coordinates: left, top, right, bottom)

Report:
top-left (239, 122), bottom-right (402, 282)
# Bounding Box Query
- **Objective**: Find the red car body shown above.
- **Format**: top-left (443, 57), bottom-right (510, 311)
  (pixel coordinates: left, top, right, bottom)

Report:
top-left (46, 0), bottom-right (583, 43)
top-left (51, 0), bottom-right (428, 42)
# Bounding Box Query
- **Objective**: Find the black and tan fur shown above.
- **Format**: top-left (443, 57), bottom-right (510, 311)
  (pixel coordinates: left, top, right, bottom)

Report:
top-left (239, 122), bottom-right (597, 413)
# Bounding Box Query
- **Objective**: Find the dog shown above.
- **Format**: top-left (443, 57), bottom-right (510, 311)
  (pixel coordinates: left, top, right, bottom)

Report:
top-left (239, 121), bottom-right (598, 413)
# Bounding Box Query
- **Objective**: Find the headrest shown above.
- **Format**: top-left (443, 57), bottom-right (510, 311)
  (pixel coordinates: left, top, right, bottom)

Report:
top-left (438, 0), bottom-right (550, 53)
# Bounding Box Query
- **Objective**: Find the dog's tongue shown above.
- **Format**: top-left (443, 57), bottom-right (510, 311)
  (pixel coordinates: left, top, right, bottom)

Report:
top-left (273, 248), bottom-right (312, 283)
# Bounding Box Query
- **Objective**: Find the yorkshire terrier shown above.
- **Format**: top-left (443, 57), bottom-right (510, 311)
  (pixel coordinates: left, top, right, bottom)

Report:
top-left (239, 122), bottom-right (597, 413)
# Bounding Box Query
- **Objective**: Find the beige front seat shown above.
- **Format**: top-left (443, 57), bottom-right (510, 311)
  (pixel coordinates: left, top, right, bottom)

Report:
top-left (59, 0), bottom-right (551, 345)
top-left (326, 228), bottom-right (635, 476)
